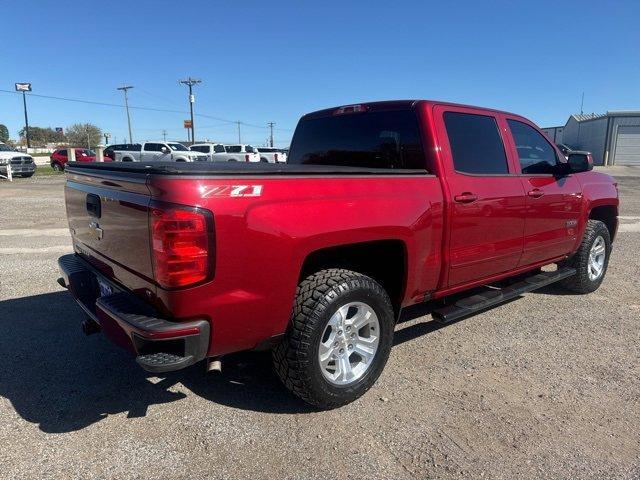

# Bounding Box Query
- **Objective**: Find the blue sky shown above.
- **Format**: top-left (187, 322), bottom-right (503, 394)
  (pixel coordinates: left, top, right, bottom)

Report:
top-left (1, 0), bottom-right (638, 147)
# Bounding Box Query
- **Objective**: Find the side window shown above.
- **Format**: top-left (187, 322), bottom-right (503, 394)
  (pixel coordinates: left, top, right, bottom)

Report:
top-left (214, 144), bottom-right (226, 153)
top-left (145, 143), bottom-right (162, 152)
top-left (507, 120), bottom-right (558, 174)
top-left (443, 112), bottom-right (509, 174)
top-left (58, 149), bottom-right (67, 157)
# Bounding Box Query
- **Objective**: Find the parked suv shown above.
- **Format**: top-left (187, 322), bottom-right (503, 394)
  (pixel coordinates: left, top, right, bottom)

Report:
top-left (50, 148), bottom-right (100, 171)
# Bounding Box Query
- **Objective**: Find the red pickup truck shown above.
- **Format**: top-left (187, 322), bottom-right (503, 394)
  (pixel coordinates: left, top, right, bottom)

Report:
top-left (58, 100), bottom-right (618, 408)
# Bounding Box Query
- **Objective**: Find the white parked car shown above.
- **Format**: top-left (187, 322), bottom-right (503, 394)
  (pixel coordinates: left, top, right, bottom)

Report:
top-left (189, 143), bottom-right (228, 162)
top-left (115, 142), bottom-right (208, 162)
top-left (257, 147), bottom-right (287, 163)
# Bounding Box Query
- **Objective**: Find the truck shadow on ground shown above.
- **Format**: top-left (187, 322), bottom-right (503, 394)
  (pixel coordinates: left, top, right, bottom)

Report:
top-left (0, 290), bottom-right (504, 433)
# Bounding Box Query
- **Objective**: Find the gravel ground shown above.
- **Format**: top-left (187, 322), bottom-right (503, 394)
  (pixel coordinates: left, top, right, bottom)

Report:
top-left (0, 171), bottom-right (639, 479)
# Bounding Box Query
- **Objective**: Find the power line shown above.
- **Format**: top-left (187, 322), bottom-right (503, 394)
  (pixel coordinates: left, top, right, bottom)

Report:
top-left (0, 88), bottom-right (295, 132)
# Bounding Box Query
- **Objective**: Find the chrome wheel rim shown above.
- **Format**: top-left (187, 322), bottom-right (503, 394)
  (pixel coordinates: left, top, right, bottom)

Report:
top-left (318, 302), bottom-right (380, 386)
top-left (588, 235), bottom-right (606, 281)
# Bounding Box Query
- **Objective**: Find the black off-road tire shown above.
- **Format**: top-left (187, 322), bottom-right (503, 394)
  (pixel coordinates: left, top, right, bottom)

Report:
top-left (559, 219), bottom-right (611, 294)
top-left (273, 269), bottom-right (394, 409)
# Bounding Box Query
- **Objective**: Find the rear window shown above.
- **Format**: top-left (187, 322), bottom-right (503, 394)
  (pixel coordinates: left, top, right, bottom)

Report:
top-left (288, 109), bottom-right (426, 169)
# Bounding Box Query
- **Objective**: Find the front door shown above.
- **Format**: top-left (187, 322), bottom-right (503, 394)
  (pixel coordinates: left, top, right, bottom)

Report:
top-left (503, 117), bottom-right (583, 266)
top-left (435, 106), bottom-right (526, 287)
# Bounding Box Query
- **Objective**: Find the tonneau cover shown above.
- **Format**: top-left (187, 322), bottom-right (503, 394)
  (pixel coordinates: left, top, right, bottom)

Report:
top-left (65, 161), bottom-right (428, 176)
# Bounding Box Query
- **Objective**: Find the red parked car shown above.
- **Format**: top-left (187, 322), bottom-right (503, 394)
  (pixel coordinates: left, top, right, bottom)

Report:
top-left (50, 148), bottom-right (112, 171)
top-left (58, 100), bottom-right (618, 408)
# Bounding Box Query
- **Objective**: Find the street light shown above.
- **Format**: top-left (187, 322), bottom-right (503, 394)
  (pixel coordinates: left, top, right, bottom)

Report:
top-left (15, 83), bottom-right (31, 149)
top-left (117, 85), bottom-right (134, 143)
top-left (179, 77), bottom-right (201, 143)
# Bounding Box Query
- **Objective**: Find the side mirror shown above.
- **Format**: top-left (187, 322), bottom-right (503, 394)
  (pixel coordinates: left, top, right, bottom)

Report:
top-left (566, 153), bottom-right (593, 173)
top-left (161, 146), bottom-right (169, 153)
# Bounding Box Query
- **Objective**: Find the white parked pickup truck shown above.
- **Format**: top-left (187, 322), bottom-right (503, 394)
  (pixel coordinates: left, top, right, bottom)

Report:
top-left (115, 142), bottom-right (208, 162)
top-left (257, 147), bottom-right (287, 163)
top-left (189, 143), bottom-right (227, 162)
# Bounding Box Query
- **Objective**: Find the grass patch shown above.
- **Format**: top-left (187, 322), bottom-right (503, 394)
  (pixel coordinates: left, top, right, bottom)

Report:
top-left (30, 152), bottom-right (53, 157)
top-left (36, 165), bottom-right (63, 176)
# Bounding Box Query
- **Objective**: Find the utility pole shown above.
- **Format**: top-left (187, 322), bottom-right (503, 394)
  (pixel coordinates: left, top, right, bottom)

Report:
top-left (267, 122), bottom-right (275, 147)
top-left (15, 83), bottom-right (32, 148)
top-left (162, 129), bottom-right (167, 142)
top-left (117, 85), bottom-right (134, 143)
top-left (580, 91), bottom-right (585, 115)
top-left (179, 77), bottom-right (201, 143)
top-left (236, 121), bottom-right (242, 143)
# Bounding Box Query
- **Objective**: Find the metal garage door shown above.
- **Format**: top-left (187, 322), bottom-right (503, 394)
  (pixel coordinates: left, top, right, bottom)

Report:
top-left (613, 125), bottom-right (640, 165)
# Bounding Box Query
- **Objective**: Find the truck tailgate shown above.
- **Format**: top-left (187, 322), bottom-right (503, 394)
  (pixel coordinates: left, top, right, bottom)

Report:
top-left (65, 168), bottom-right (156, 297)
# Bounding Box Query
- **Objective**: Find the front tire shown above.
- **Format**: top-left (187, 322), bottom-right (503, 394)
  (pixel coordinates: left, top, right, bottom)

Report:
top-left (273, 269), bottom-right (394, 409)
top-left (51, 162), bottom-right (63, 172)
top-left (559, 219), bottom-right (611, 293)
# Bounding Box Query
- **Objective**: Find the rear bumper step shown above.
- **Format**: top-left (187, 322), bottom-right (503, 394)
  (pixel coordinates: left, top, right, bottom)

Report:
top-left (432, 267), bottom-right (576, 324)
top-left (58, 253), bottom-right (210, 373)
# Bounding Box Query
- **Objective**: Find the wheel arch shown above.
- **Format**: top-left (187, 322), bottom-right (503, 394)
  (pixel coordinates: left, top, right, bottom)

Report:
top-left (589, 204), bottom-right (618, 242)
top-left (298, 239), bottom-right (408, 317)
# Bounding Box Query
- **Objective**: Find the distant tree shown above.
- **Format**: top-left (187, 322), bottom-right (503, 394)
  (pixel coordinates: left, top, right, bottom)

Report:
top-left (0, 124), bottom-right (9, 143)
top-left (65, 123), bottom-right (102, 148)
top-left (18, 126), bottom-right (65, 146)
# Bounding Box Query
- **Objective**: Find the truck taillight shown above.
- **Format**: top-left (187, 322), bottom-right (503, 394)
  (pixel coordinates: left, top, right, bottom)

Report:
top-left (245, 154), bottom-right (250, 162)
top-left (150, 205), bottom-right (214, 289)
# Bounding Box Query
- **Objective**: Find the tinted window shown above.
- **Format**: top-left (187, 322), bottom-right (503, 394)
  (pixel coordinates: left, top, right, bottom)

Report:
top-left (288, 109), bottom-right (425, 169)
top-left (57, 149), bottom-right (67, 157)
top-left (443, 112), bottom-right (508, 174)
top-left (508, 120), bottom-right (558, 174)
top-left (190, 145), bottom-right (210, 153)
top-left (259, 147), bottom-right (277, 152)
top-left (245, 145), bottom-right (255, 152)
top-left (145, 143), bottom-right (163, 152)
top-left (214, 144), bottom-right (226, 153)
top-left (168, 143), bottom-right (188, 151)
top-left (227, 145), bottom-right (242, 153)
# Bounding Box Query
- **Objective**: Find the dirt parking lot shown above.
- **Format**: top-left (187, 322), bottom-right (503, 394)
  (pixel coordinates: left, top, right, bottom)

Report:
top-left (0, 169), bottom-right (639, 479)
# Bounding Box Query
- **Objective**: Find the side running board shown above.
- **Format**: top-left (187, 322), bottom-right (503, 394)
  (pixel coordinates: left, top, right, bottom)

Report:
top-left (432, 267), bottom-right (576, 324)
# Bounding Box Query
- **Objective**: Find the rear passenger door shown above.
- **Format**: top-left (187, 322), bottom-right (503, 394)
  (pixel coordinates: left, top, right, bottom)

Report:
top-left (434, 106), bottom-right (526, 287)
top-left (503, 117), bottom-right (583, 266)
top-left (143, 143), bottom-right (163, 161)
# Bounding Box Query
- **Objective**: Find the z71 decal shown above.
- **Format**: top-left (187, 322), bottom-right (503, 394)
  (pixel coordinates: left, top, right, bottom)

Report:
top-left (200, 185), bottom-right (263, 198)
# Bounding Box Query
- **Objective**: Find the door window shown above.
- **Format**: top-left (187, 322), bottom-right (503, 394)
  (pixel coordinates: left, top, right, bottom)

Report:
top-left (145, 143), bottom-right (163, 152)
top-left (443, 112), bottom-right (509, 174)
top-left (507, 120), bottom-right (558, 174)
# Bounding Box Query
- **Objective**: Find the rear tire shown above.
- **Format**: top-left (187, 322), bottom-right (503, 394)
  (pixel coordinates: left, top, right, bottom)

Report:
top-left (51, 163), bottom-right (63, 172)
top-left (273, 269), bottom-right (394, 409)
top-left (559, 219), bottom-right (611, 293)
